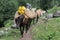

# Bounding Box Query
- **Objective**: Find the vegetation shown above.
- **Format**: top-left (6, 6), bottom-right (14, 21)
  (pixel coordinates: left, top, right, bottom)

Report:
top-left (0, 29), bottom-right (20, 40)
top-left (32, 17), bottom-right (60, 40)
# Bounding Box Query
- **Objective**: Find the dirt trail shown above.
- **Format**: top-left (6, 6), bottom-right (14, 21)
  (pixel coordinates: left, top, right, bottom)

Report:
top-left (19, 25), bottom-right (34, 40)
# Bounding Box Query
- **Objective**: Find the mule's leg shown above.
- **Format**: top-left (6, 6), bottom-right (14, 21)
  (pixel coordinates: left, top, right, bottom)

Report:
top-left (28, 18), bottom-right (31, 26)
top-left (26, 23), bottom-right (29, 33)
top-left (19, 24), bottom-right (25, 37)
top-left (36, 15), bottom-right (39, 23)
top-left (22, 25), bottom-right (24, 36)
top-left (25, 19), bottom-right (31, 33)
top-left (31, 18), bottom-right (35, 25)
top-left (25, 23), bottom-right (28, 33)
top-left (34, 18), bottom-right (37, 24)
top-left (33, 18), bottom-right (35, 24)
top-left (19, 25), bottom-right (23, 37)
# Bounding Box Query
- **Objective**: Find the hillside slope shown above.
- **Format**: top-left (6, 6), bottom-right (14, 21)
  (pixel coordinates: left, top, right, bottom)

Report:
top-left (32, 17), bottom-right (60, 40)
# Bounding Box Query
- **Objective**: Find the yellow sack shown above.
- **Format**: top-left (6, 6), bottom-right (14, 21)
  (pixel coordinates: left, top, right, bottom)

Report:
top-left (18, 6), bottom-right (26, 14)
top-left (18, 10), bottom-right (25, 14)
top-left (21, 6), bottom-right (26, 10)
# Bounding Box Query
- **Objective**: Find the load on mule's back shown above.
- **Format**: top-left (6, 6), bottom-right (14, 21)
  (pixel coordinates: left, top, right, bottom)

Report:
top-left (14, 6), bottom-right (26, 19)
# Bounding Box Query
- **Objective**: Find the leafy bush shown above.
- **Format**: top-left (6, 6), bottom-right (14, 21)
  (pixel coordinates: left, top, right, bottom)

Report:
top-left (4, 20), bottom-right (14, 27)
top-left (48, 6), bottom-right (60, 13)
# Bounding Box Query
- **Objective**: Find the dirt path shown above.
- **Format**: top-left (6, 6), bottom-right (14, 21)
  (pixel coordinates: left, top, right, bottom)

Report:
top-left (19, 25), bottom-right (34, 40)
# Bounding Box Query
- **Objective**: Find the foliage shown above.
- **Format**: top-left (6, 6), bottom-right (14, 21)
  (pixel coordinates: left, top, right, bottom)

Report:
top-left (4, 20), bottom-right (14, 27)
top-left (32, 17), bottom-right (60, 40)
top-left (48, 6), bottom-right (60, 13)
top-left (0, 0), bottom-right (18, 27)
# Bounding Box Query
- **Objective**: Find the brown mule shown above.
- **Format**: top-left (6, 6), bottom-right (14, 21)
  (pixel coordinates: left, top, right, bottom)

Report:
top-left (14, 11), bottom-right (32, 37)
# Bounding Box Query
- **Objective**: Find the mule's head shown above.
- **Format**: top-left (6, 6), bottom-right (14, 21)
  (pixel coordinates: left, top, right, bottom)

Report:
top-left (36, 9), bottom-right (46, 16)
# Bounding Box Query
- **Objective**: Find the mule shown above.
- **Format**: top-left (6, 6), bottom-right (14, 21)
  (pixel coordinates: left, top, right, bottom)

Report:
top-left (36, 9), bottom-right (46, 19)
top-left (15, 14), bottom-right (32, 37)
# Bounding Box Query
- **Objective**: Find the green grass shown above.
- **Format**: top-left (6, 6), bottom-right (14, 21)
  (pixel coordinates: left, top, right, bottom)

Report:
top-left (32, 17), bottom-right (60, 40)
top-left (0, 20), bottom-right (21, 40)
top-left (0, 29), bottom-right (20, 40)
top-left (4, 20), bottom-right (14, 27)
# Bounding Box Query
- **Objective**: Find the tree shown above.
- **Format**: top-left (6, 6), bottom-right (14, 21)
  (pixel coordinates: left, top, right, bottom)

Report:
top-left (0, 0), bottom-right (18, 27)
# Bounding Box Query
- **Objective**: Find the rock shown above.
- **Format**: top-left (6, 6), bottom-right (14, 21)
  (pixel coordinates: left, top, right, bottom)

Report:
top-left (0, 31), bottom-right (4, 35)
top-left (45, 14), bottom-right (53, 19)
top-left (53, 10), bottom-right (60, 17)
top-left (5, 28), bottom-right (8, 31)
